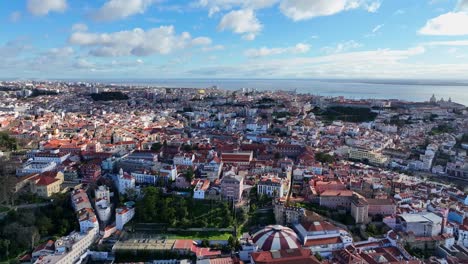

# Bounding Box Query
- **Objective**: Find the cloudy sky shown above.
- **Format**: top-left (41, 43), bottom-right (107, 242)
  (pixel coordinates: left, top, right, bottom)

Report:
top-left (2, 0), bottom-right (468, 79)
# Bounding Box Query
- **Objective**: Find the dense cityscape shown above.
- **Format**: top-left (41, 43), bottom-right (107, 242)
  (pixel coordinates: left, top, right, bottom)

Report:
top-left (0, 81), bottom-right (467, 264)
top-left (4, 0), bottom-right (468, 263)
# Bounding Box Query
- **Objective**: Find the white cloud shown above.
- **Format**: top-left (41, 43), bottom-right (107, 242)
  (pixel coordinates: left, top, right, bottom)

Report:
top-left (197, 0), bottom-right (278, 16)
top-left (366, 1), bottom-right (381, 13)
top-left (68, 26), bottom-right (211, 57)
top-left (189, 46), bottom-right (431, 78)
top-left (46, 47), bottom-right (74, 57)
top-left (242, 33), bottom-right (257, 41)
top-left (9, 11), bottom-right (21, 22)
top-left (457, 0), bottom-right (468, 11)
top-left (73, 58), bottom-right (95, 69)
top-left (0, 39), bottom-right (31, 58)
top-left (372, 24), bottom-right (384, 33)
top-left (279, 0), bottom-right (381, 21)
top-left (423, 40), bottom-right (468, 46)
top-left (72, 23), bottom-right (88, 32)
top-left (218, 9), bottom-right (262, 40)
top-left (30, 47), bottom-right (74, 69)
top-left (322, 40), bottom-right (363, 54)
top-left (245, 43), bottom-right (310, 57)
top-left (27, 0), bottom-right (67, 16)
top-left (394, 9), bottom-right (405, 15)
top-left (192, 37), bottom-right (212, 45)
top-left (419, 12), bottom-right (468, 35)
top-left (92, 0), bottom-right (158, 21)
top-left (201, 44), bottom-right (225, 51)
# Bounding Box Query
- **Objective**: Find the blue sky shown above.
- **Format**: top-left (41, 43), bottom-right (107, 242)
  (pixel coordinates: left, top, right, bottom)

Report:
top-left (1, 0), bottom-right (468, 79)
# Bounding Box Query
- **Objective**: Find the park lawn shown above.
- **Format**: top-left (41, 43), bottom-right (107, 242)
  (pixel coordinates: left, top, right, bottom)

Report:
top-left (166, 231), bottom-right (232, 240)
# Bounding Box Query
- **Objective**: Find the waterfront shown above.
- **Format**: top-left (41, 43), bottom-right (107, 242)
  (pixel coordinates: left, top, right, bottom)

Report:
top-left (101, 79), bottom-right (468, 106)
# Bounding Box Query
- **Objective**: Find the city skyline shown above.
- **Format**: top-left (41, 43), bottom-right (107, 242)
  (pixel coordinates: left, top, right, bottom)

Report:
top-left (2, 0), bottom-right (468, 79)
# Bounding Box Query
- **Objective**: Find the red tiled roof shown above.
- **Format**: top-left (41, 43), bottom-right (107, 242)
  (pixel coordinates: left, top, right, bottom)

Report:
top-left (35, 176), bottom-right (59, 186)
top-left (207, 257), bottom-right (235, 264)
top-left (173, 239), bottom-right (194, 250)
top-left (301, 221), bottom-right (339, 232)
top-left (304, 236), bottom-right (342, 246)
top-left (251, 248), bottom-right (320, 264)
top-left (320, 190), bottom-right (353, 197)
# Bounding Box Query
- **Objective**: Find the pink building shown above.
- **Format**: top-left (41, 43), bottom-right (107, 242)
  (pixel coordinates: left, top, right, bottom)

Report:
top-left (220, 172), bottom-right (244, 202)
top-left (314, 180), bottom-right (346, 194)
top-left (319, 190), bottom-right (354, 210)
top-left (81, 162), bottom-right (101, 183)
top-left (367, 199), bottom-right (396, 216)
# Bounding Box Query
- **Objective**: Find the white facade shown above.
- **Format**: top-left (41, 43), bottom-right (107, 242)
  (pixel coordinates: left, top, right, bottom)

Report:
top-left (160, 166), bottom-right (177, 181)
top-left (79, 214), bottom-right (99, 233)
top-left (293, 221), bottom-right (353, 256)
top-left (32, 149), bottom-right (70, 164)
top-left (131, 171), bottom-right (157, 185)
top-left (116, 206), bottom-right (135, 230)
top-left (193, 189), bottom-right (205, 199)
top-left (458, 227), bottom-right (468, 247)
top-left (36, 227), bottom-right (99, 264)
top-left (95, 199), bottom-right (112, 224)
top-left (239, 243), bottom-right (258, 262)
top-left (16, 160), bottom-right (57, 176)
top-left (95, 185), bottom-right (111, 201)
top-left (246, 122), bottom-right (268, 134)
top-left (257, 178), bottom-right (285, 198)
top-left (173, 154), bottom-right (195, 166)
top-left (193, 180), bottom-right (210, 199)
top-left (117, 170), bottom-right (136, 195)
top-left (398, 212), bottom-right (442, 237)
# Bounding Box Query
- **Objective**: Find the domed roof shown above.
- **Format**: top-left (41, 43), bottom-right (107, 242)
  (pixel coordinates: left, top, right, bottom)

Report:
top-left (252, 225), bottom-right (301, 251)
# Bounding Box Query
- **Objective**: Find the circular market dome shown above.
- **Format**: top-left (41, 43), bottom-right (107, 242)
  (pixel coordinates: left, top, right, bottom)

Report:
top-left (252, 225), bottom-right (301, 251)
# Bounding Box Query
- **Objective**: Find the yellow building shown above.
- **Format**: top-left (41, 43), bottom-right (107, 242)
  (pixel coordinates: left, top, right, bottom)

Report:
top-left (349, 147), bottom-right (388, 165)
top-left (30, 171), bottom-right (64, 198)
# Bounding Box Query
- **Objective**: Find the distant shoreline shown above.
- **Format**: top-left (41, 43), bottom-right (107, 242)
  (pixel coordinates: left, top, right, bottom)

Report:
top-left (3, 78), bottom-right (468, 106)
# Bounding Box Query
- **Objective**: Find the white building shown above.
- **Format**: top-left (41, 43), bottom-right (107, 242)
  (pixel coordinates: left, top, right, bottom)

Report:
top-left (160, 165), bottom-right (178, 181)
top-left (71, 188), bottom-right (100, 233)
top-left (293, 221), bottom-right (353, 257)
top-left (239, 243), bottom-right (258, 262)
top-left (457, 225), bottom-right (468, 247)
top-left (35, 227), bottom-right (99, 264)
top-left (193, 179), bottom-right (210, 199)
top-left (246, 121), bottom-right (268, 134)
top-left (116, 206), bottom-right (135, 230)
top-left (29, 149), bottom-right (70, 164)
top-left (16, 160), bottom-right (57, 176)
top-left (173, 153), bottom-right (195, 166)
top-left (95, 198), bottom-right (112, 224)
top-left (257, 176), bottom-right (286, 198)
top-left (117, 169), bottom-right (136, 195)
top-left (397, 212), bottom-right (442, 237)
top-left (95, 185), bottom-right (111, 201)
top-left (198, 158), bottom-right (223, 182)
top-left (131, 171), bottom-right (158, 185)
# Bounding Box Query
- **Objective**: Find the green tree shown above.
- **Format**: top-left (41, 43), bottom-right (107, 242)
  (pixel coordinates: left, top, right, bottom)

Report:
top-left (0, 239), bottom-right (10, 260)
top-left (227, 235), bottom-right (238, 251)
top-left (184, 168), bottom-right (195, 182)
top-left (0, 132), bottom-right (17, 151)
top-left (201, 239), bottom-right (210, 247)
top-left (315, 152), bottom-right (335, 163)
top-left (366, 224), bottom-right (378, 236)
top-left (36, 215), bottom-right (53, 236)
top-left (151, 142), bottom-right (163, 152)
